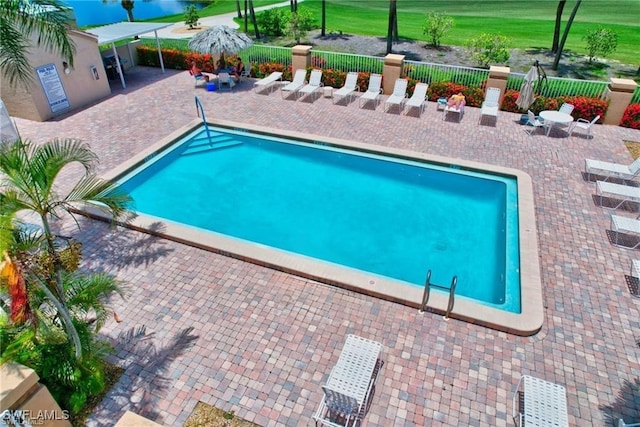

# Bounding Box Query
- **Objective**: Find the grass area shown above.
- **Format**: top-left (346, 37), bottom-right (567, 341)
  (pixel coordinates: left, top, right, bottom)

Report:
top-left (285, 0), bottom-right (639, 65)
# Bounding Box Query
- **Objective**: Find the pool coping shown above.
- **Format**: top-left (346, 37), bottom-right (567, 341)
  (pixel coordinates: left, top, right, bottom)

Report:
top-left (90, 118), bottom-right (544, 336)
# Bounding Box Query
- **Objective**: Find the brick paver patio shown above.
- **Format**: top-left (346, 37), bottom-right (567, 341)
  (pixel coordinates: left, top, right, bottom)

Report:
top-left (12, 67), bottom-right (640, 426)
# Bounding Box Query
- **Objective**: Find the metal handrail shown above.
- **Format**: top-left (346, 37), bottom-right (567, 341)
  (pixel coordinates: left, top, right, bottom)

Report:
top-left (194, 96), bottom-right (212, 144)
top-left (419, 270), bottom-right (457, 319)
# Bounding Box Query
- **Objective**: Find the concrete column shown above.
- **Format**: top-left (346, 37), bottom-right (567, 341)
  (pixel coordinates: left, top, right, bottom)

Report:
top-left (291, 45), bottom-right (312, 76)
top-left (486, 65), bottom-right (510, 105)
top-left (603, 78), bottom-right (638, 125)
top-left (0, 362), bottom-right (71, 426)
top-left (383, 54), bottom-right (404, 95)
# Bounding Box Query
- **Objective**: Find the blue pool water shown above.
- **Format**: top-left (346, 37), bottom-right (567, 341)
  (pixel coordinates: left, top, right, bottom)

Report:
top-left (119, 126), bottom-right (521, 313)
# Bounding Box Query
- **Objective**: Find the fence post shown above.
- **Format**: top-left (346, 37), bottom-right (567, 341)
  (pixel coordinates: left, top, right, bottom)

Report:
top-left (291, 45), bottom-right (312, 75)
top-left (383, 54), bottom-right (405, 95)
top-left (603, 78), bottom-right (638, 125)
top-left (487, 65), bottom-right (510, 105)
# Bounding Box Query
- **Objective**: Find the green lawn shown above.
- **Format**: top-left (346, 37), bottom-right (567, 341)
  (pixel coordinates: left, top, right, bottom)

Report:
top-left (290, 0), bottom-right (639, 65)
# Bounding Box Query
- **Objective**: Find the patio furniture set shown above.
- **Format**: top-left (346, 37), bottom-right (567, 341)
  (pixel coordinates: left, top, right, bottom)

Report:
top-left (524, 102), bottom-right (599, 138)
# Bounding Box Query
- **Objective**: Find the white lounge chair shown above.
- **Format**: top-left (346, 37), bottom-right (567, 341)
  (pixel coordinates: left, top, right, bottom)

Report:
top-left (253, 71), bottom-right (282, 93)
top-left (479, 87), bottom-right (501, 124)
top-left (618, 419), bottom-right (640, 427)
top-left (281, 69), bottom-right (307, 100)
top-left (512, 376), bottom-right (568, 427)
top-left (384, 78), bottom-right (408, 113)
top-left (298, 69), bottom-right (323, 101)
top-left (523, 110), bottom-right (545, 135)
top-left (442, 94), bottom-right (465, 122)
top-left (611, 214), bottom-right (640, 249)
top-left (333, 72), bottom-right (359, 105)
top-left (585, 157), bottom-right (640, 182)
top-left (359, 74), bottom-right (383, 109)
top-left (313, 335), bottom-right (383, 427)
top-left (217, 72), bottom-right (235, 91)
top-left (404, 83), bottom-right (429, 117)
top-left (569, 115), bottom-right (600, 139)
top-left (596, 181), bottom-right (640, 210)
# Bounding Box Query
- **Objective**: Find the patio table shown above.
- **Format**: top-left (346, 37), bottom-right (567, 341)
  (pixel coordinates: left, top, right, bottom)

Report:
top-left (539, 110), bottom-right (574, 136)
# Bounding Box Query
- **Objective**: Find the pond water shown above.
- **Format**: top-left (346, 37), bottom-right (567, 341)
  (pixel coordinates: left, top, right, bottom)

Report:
top-left (63, 0), bottom-right (207, 27)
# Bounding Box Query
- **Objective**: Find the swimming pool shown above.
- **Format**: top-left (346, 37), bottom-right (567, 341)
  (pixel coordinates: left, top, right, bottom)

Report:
top-left (96, 119), bottom-right (543, 335)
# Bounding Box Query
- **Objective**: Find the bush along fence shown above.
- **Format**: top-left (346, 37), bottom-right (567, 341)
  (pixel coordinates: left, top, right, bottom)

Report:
top-left (136, 43), bottom-right (640, 129)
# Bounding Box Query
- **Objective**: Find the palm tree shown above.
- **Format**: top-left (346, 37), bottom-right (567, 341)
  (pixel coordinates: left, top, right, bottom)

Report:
top-left (0, 138), bottom-right (133, 358)
top-left (321, 0), bottom-right (326, 37)
top-left (0, 0), bottom-right (76, 91)
top-left (552, 0), bottom-right (582, 70)
top-left (552, 0), bottom-right (567, 53)
top-left (386, 0), bottom-right (398, 54)
top-left (121, 0), bottom-right (134, 22)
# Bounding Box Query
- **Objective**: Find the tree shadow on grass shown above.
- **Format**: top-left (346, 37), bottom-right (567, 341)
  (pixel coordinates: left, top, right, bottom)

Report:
top-left (89, 326), bottom-right (199, 426)
top-left (599, 377), bottom-right (640, 425)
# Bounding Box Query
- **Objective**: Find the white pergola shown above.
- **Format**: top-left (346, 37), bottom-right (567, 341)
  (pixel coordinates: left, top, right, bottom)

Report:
top-left (86, 22), bottom-right (172, 89)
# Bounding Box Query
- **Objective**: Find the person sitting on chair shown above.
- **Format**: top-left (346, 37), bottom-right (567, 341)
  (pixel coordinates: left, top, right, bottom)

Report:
top-left (189, 61), bottom-right (209, 82)
top-left (234, 57), bottom-right (245, 81)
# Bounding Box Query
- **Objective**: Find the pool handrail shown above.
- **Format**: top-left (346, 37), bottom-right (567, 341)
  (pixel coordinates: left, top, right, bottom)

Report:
top-left (420, 269), bottom-right (457, 319)
top-left (194, 96), bottom-right (212, 145)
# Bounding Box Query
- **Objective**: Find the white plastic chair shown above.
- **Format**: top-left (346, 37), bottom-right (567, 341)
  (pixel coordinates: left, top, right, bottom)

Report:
top-left (404, 83), bottom-right (429, 117)
top-left (217, 72), bottom-right (235, 91)
top-left (569, 115), bottom-right (600, 139)
top-left (359, 74), bottom-right (383, 109)
top-left (384, 79), bottom-right (408, 113)
top-left (523, 110), bottom-right (545, 135)
top-left (558, 103), bottom-right (575, 114)
top-left (479, 87), bottom-right (501, 124)
top-left (333, 72), bottom-right (359, 105)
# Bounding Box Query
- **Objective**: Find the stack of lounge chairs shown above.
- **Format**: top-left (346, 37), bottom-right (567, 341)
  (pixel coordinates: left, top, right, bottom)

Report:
top-left (585, 156), bottom-right (640, 282)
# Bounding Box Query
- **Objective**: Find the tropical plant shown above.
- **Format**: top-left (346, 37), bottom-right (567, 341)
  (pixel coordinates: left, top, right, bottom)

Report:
top-left (0, 138), bottom-right (133, 358)
top-left (287, 8), bottom-right (315, 44)
top-left (0, 0), bottom-right (76, 90)
top-left (422, 12), bottom-right (453, 48)
top-left (583, 26), bottom-right (618, 62)
top-left (184, 5), bottom-right (200, 30)
top-left (258, 7), bottom-right (289, 37)
top-left (551, 0), bottom-right (567, 53)
top-left (465, 33), bottom-right (511, 68)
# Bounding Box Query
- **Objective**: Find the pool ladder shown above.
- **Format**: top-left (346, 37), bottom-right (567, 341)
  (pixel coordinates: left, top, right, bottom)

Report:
top-left (419, 270), bottom-right (457, 319)
top-left (194, 96), bottom-right (213, 144)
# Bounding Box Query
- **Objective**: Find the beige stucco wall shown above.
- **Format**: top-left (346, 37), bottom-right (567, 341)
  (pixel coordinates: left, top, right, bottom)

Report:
top-left (1, 30), bottom-right (111, 122)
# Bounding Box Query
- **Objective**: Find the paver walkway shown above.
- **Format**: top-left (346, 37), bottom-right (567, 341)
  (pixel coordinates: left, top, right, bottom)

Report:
top-left (12, 67), bottom-right (640, 426)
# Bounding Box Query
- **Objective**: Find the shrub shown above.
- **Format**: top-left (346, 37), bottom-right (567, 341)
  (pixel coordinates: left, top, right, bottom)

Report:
top-left (427, 81), bottom-right (467, 101)
top-left (556, 95), bottom-right (608, 122)
top-left (287, 7), bottom-right (315, 43)
top-left (422, 12), bottom-right (454, 47)
top-left (465, 33), bottom-right (510, 68)
top-left (258, 8), bottom-right (289, 37)
top-left (501, 89), bottom-right (520, 112)
top-left (621, 103), bottom-right (640, 129)
top-left (583, 26), bottom-right (618, 63)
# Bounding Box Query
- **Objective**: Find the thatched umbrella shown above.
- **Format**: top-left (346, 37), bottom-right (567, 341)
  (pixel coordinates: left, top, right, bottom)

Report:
top-left (188, 25), bottom-right (253, 70)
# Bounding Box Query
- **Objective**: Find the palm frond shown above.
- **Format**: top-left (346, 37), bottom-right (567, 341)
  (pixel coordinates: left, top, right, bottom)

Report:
top-left (63, 174), bottom-right (134, 222)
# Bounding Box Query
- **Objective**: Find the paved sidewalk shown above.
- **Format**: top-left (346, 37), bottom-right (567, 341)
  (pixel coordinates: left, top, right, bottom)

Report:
top-left (12, 68), bottom-right (640, 426)
top-left (142, 0), bottom-right (302, 40)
